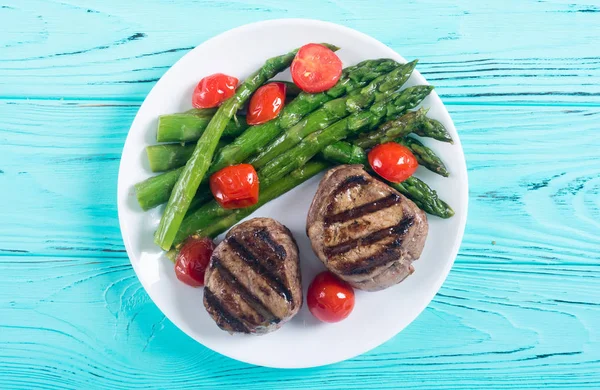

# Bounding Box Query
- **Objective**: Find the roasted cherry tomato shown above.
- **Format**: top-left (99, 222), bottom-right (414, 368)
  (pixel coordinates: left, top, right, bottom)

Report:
top-left (247, 82), bottom-right (287, 125)
top-left (210, 163), bottom-right (259, 209)
top-left (192, 73), bottom-right (238, 108)
top-left (307, 271), bottom-right (355, 323)
top-left (368, 142), bottom-right (419, 183)
top-left (175, 237), bottom-right (216, 287)
top-left (291, 43), bottom-right (342, 93)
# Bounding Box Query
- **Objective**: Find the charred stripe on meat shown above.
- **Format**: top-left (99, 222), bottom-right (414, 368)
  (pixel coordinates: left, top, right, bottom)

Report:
top-left (203, 288), bottom-right (250, 333)
top-left (324, 194), bottom-right (401, 225)
top-left (324, 216), bottom-right (415, 257)
top-left (211, 257), bottom-right (281, 325)
top-left (226, 236), bottom-right (293, 302)
top-left (255, 229), bottom-right (287, 260)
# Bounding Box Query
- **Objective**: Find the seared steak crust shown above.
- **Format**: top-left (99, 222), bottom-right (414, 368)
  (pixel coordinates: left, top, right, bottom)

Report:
top-left (307, 165), bottom-right (428, 291)
top-left (203, 218), bottom-right (302, 334)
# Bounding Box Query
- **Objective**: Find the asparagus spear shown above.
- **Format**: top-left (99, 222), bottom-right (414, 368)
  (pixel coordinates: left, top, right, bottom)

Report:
top-left (397, 136), bottom-right (449, 177)
top-left (353, 108), bottom-right (429, 149)
top-left (353, 107), bottom-right (453, 148)
top-left (134, 166), bottom-right (213, 211)
top-left (394, 176), bottom-right (454, 218)
top-left (134, 58), bottom-right (398, 210)
top-left (134, 168), bottom-right (182, 211)
top-left (357, 110), bottom-right (453, 146)
top-left (146, 140), bottom-right (228, 172)
top-left (172, 160), bottom-right (329, 246)
top-left (146, 144), bottom-right (194, 173)
top-left (157, 113), bottom-right (247, 142)
top-left (249, 60), bottom-right (418, 169)
top-left (413, 116), bottom-right (453, 143)
top-left (258, 85), bottom-right (434, 188)
top-left (184, 108), bottom-right (218, 116)
top-left (154, 46), bottom-right (335, 250)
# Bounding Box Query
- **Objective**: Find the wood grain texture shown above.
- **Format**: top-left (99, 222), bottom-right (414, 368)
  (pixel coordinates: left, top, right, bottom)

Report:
top-left (1, 0), bottom-right (599, 104)
top-left (1, 0), bottom-right (600, 388)
top-left (0, 257), bottom-right (598, 389)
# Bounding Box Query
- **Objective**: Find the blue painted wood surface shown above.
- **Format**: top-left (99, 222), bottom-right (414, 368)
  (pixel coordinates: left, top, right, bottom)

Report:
top-left (1, 0), bottom-right (599, 388)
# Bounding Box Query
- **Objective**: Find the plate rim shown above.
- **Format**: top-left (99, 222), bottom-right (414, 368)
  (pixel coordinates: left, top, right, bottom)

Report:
top-left (117, 18), bottom-right (469, 368)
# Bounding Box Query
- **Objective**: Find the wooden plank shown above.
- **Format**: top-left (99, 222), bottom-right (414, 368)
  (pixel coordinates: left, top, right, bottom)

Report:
top-left (1, 0), bottom-right (599, 104)
top-left (0, 257), bottom-right (598, 389)
top-left (1, 100), bottom-right (598, 263)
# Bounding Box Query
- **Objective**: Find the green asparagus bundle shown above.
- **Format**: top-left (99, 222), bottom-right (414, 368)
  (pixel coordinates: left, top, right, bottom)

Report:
top-left (321, 141), bottom-right (454, 218)
top-left (258, 85), bottom-right (434, 188)
top-left (134, 59), bottom-right (401, 211)
top-left (248, 60), bottom-right (418, 169)
top-left (155, 45), bottom-right (339, 250)
top-left (208, 59), bottom-right (400, 175)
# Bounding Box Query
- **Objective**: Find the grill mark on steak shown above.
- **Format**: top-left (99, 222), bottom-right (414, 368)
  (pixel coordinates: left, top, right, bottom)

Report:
top-left (336, 175), bottom-right (369, 193)
top-left (255, 228), bottom-right (287, 260)
top-left (324, 194), bottom-right (401, 225)
top-left (226, 236), bottom-right (293, 302)
top-left (336, 247), bottom-right (403, 276)
top-left (324, 216), bottom-right (415, 257)
top-left (211, 257), bottom-right (280, 326)
top-left (204, 288), bottom-right (249, 333)
top-left (238, 228), bottom-right (290, 289)
top-left (326, 175), bottom-right (370, 216)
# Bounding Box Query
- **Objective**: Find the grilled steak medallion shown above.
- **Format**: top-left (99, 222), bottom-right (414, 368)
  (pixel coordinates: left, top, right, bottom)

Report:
top-left (307, 165), bottom-right (428, 291)
top-left (203, 218), bottom-right (302, 334)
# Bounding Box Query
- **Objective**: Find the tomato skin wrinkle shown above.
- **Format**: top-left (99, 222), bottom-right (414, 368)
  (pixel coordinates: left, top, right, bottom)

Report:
top-left (175, 237), bottom-right (216, 287)
top-left (247, 82), bottom-right (286, 125)
top-left (291, 43), bottom-right (342, 93)
top-left (368, 142), bottom-right (419, 183)
top-left (307, 271), bottom-right (355, 323)
top-left (210, 164), bottom-right (259, 209)
top-left (192, 73), bottom-right (238, 109)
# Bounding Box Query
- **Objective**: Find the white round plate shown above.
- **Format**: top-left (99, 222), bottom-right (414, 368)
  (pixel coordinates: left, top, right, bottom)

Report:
top-left (118, 19), bottom-right (468, 368)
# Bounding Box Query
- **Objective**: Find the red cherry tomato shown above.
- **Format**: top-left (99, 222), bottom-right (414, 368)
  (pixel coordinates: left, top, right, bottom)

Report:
top-left (368, 142), bottom-right (419, 183)
top-left (210, 164), bottom-right (259, 209)
top-left (192, 73), bottom-right (238, 108)
top-left (291, 43), bottom-right (342, 93)
top-left (307, 271), bottom-right (355, 323)
top-left (175, 237), bottom-right (216, 287)
top-left (247, 82), bottom-right (287, 125)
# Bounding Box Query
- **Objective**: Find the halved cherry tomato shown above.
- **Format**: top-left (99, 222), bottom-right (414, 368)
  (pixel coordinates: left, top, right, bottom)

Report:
top-left (192, 73), bottom-right (238, 108)
top-left (291, 43), bottom-right (342, 93)
top-left (247, 82), bottom-right (286, 125)
top-left (210, 164), bottom-right (259, 209)
top-left (368, 142), bottom-right (419, 183)
top-left (175, 237), bottom-right (216, 287)
top-left (307, 271), bottom-right (355, 323)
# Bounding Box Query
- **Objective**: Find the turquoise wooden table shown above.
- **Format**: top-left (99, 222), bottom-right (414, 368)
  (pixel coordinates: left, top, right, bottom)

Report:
top-left (1, 0), bottom-right (599, 388)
